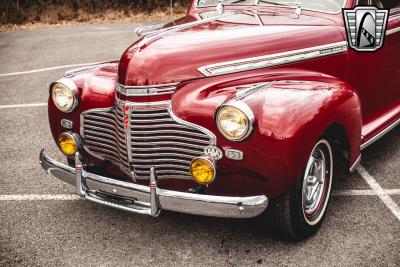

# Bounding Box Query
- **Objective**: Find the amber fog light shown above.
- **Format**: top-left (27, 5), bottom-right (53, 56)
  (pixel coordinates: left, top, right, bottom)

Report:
top-left (58, 133), bottom-right (80, 157)
top-left (190, 157), bottom-right (216, 185)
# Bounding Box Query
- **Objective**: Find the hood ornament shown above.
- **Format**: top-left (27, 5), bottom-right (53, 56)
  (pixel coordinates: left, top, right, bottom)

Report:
top-left (216, 0), bottom-right (224, 14)
top-left (295, 4), bottom-right (302, 18)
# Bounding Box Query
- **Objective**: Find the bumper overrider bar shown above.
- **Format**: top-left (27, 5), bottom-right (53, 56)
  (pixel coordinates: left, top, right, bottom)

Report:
top-left (39, 150), bottom-right (268, 218)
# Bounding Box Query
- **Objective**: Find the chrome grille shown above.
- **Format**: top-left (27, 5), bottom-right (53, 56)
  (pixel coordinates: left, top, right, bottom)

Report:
top-left (81, 101), bottom-right (215, 180)
top-left (81, 106), bottom-right (131, 174)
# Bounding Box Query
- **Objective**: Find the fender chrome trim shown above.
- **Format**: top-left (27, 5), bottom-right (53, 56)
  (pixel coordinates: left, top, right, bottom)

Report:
top-left (349, 155), bottom-right (361, 173)
top-left (198, 41), bottom-right (348, 77)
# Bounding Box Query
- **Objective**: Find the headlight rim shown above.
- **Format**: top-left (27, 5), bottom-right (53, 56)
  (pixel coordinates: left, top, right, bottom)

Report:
top-left (50, 78), bottom-right (79, 113)
top-left (216, 101), bottom-right (255, 142)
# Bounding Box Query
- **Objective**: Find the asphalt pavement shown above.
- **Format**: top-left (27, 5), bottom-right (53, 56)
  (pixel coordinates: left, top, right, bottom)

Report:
top-left (0, 23), bottom-right (399, 267)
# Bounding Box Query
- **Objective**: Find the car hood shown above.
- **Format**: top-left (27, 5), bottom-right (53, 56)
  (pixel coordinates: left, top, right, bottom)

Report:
top-left (118, 11), bottom-right (344, 86)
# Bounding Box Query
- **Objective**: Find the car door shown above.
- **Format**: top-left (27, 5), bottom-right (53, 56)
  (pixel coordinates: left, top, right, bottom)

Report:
top-left (347, 1), bottom-right (400, 126)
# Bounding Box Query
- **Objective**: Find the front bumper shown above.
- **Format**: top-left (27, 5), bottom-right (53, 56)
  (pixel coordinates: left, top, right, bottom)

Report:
top-left (39, 150), bottom-right (268, 218)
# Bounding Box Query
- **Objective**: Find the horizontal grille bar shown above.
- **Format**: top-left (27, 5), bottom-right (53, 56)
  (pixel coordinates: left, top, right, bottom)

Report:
top-left (130, 135), bottom-right (210, 144)
top-left (130, 142), bottom-right (205, 151)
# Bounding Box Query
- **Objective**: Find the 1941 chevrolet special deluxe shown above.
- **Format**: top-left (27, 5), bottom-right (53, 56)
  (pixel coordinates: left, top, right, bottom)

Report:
top-left (40, 0), bottom-right (400, 239)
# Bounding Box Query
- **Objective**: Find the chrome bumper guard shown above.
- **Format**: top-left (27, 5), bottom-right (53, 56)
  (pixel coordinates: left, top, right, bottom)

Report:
top-left (39, 150), bottom-right (268, 218)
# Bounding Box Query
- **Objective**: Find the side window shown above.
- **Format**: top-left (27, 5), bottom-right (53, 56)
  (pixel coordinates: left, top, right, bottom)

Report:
top-left (381, 0), bottom-right (400, 9)
top-left (385, 0), bottom-right (400, 16)
top-left (357, 1), bottom-right (400, 15)
top-left (357, 0), bottom-right (399, 8)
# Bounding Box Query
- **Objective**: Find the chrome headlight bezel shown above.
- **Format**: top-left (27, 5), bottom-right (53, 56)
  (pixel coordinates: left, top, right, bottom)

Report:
top-left (215, 101), bottom-right (255, 142)
top-left (50, 78), bottom-right (79, 113)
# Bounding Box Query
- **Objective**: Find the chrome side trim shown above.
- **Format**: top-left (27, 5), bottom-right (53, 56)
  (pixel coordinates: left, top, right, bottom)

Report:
top-left (198, 41), bottom-right (348, 77)
top-left (39, 150), bottom-right (268, 219)
top-left (349, 155), bottom-right (361, 173)
top-left (387, 26), bottom-right (400, 36)
top-left (361, 118), bottom-right (400, 150)
top-left (116, 83), bottom-right (179, 96)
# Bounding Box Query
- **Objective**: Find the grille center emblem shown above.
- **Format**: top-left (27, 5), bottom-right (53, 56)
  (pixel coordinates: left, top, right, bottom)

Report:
top-left (123, 105), bottom-right (130, 130)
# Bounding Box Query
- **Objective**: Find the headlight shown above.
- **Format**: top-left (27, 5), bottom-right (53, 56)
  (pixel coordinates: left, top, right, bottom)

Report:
top-left (216, 102), bottom-right (254, 141)
top-left (50, 79), bottom-right (78, 113)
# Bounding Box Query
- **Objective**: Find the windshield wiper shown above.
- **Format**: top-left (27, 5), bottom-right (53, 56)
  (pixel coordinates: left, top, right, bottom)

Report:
top-left (230, 0), bottom-right (252, 3)
top-left (216, 0), bottom-right (251, 14)
top-left (256, 0), bottom-right (302, 17)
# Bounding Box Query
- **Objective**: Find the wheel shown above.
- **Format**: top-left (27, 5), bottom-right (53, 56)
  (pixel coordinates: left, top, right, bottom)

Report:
top-left (267, 138), bottom-right (334, 240)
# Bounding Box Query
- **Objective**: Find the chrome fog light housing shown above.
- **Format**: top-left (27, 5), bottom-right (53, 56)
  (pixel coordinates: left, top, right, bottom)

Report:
top-left (50, 78), bottom-right (78, 113)
top-left (216, 101), bottom-right (254, 141)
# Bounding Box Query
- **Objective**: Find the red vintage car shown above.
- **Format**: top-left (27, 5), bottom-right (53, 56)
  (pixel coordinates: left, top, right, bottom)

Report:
top-left (40, 0), bottom-right (400, 239)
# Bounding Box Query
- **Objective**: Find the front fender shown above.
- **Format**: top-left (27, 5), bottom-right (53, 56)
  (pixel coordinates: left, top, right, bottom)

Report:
top-left (172, 72), bottom-right (361, 198)
top-left (248, 80), bottom-right (362, 187)
top-left (48, 62), bottom-right (118, 146)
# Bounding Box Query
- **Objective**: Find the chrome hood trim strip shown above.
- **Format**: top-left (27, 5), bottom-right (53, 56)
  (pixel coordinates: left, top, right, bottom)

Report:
top-left (198, 41), bottom-right (348, 77)
top-left (117, 83), bottom-right (179, 96)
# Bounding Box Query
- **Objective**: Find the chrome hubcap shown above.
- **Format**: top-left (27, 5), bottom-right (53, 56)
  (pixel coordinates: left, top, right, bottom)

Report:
top-left (303, 148), bottom-right (326, 215)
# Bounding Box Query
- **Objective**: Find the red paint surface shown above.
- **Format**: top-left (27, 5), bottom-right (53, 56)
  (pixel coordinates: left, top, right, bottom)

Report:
top-left (48, 0), bottom-right (399, 199)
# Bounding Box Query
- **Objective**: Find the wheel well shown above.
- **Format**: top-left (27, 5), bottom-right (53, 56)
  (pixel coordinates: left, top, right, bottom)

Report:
top-left (323, 123), bottom-right (349, 158)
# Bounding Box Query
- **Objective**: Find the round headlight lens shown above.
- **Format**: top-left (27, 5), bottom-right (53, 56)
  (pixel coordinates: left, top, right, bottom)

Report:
top-left (216, 105), bottom-right (250, 141)
top-left (190, 158), bottom-right (216, 185)
top-left (51, 82), bottom-right (77, 112)
top-left (58, 133), bottom-right (78, 157)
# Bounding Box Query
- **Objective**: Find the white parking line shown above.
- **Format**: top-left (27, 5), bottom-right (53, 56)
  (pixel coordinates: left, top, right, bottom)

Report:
top-left (0, 103), bottom-right (47, 109)
top-left (0, 62), bottom-right (100, 77)
top-left (332, 190), bottom-right (376, 196)
top-left (386, 189), bottom-right (400, 195)
top-left (332, 189), bottom-right (400, 196)
top-left (356, 165), bottom-right (400, 221)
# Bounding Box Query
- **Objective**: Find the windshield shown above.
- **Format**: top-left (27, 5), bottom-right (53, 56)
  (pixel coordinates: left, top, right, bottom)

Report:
top-left (196, 0), bottom-right (346, 14)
